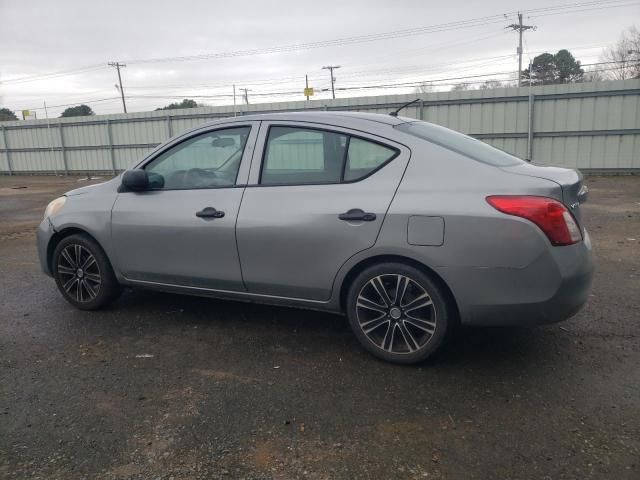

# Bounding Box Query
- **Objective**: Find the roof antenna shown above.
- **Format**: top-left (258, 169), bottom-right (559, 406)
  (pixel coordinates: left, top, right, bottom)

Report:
top-left (390, 98), bottom-right (420, 117)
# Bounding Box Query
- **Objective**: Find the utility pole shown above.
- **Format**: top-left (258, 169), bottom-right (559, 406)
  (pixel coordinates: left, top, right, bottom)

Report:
top-left (506, 13), bottom-right (535, 87)
top-left (233, 84), bottom-right (237, 117)
top-left (108, 62), bottom-right (127, 113)
top-left (322, 65), bottom-right (340, 99)
top-left (305, 74), bottom-right (310, 101)
top-left (239, 88), bottom-right (250, 104)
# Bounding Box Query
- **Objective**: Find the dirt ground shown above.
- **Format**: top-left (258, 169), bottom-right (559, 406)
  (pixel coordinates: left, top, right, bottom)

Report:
top-left (0, 174), bottom-right (638, 480)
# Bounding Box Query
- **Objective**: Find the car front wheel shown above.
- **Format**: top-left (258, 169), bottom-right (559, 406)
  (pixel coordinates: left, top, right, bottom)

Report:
top-left (52, 233), bottom-right (122, 310)
top-left (346, 263), bottom-right (450, 364)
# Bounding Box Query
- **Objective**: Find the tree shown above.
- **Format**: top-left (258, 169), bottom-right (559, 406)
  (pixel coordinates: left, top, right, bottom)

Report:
top-left (414, 82), bottom-right (434, 94)
top-left (523, 52), bottom-right (555, 85)
top-left (583, 69), bottom-right (608, 83)
top-left (0, 108), bottom-right (18, 121)
top-left (448, 80), bottom-right (514, 92)
top-left (522, 50), bottom-right (584, 85)
top-left (60, 104), bottom-right (95, 118)
top-left (602, 26), bottom-right (640, 80)
top-left (450, 83), bottom-right (472, 91)
top-left (554, 50), bottom-right (585, 83)
top-left (477, 80), bottom-right (511, 90)
top-left (156, 99), bottom-right (200, 111)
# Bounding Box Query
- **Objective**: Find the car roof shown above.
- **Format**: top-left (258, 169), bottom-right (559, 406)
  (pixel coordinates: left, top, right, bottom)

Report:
top-left (200, 110), bottom-right (408, 129)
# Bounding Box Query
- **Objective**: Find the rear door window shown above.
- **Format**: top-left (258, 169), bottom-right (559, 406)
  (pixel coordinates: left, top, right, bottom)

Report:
top-left (260, 126), bottom-right (398, 185)
top-left (261, 127), bottom-right (347, 185)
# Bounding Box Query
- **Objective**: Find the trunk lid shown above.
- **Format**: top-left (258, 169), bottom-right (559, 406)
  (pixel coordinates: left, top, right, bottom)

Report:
top-left (501, 163), bottom-right (588, 227)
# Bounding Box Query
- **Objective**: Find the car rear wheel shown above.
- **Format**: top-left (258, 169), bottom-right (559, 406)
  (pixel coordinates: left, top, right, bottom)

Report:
top-left (346, 263), bottom-right (450, 364)
top-left (52, 233), bottom-right (122, 310)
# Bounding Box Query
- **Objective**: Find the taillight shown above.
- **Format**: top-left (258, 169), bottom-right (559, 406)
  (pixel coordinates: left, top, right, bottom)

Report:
top-left (486, 195), bottom-right (582, 246)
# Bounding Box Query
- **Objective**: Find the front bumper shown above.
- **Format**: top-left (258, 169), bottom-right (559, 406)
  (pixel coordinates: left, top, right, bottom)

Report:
top-left (36, 217), bottom-right (56, 277)
top-left (438, 230), bottom-right (594, 326)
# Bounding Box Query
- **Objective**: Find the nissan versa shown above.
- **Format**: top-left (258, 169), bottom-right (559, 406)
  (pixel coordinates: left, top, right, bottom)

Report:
top-left (37, 111), bottom-right (593, 363)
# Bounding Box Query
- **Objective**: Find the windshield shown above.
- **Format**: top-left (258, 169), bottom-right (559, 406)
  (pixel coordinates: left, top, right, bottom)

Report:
top-left (395, 121), bottom-right (524, 167)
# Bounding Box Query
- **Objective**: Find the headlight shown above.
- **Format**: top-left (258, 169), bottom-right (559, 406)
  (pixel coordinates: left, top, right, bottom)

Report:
top-left (44, 196), bottom-right (66, 218)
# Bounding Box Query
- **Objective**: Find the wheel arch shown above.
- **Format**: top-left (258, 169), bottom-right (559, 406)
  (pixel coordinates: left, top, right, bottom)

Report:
top-left (338, 254), bottom-right (460, 324)
top-left (47, 227), bottom-right (107, 275)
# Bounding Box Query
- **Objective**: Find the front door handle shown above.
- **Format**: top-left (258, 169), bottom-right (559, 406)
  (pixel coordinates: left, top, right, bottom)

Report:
top-left (338, 208), bottom-right (376, 222)
top-left (196, 207), bottom-right (225, 219)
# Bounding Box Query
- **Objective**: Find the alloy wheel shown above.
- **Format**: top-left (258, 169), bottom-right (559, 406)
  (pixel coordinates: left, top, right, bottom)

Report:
top-left (57, 244), bottom-right (102, 303)
top-left (355, 274), bottom-right (437, 354)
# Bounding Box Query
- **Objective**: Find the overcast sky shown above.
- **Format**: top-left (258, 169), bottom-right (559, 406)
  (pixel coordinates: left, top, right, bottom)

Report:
top-left (0, 0), bottom-right (638, 117)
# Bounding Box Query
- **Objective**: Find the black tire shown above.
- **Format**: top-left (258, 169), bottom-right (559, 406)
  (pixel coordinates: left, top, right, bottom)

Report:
top-left (52, 233), bottom-right (122, 310)
top-left (346, 262), bottom-right (451, 364)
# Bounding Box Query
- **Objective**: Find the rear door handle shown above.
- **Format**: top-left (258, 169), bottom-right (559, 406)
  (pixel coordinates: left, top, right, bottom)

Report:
top-left (196, 207), bottom-right (225, 219)
top-left (338, 208), bottom-right (376, 222)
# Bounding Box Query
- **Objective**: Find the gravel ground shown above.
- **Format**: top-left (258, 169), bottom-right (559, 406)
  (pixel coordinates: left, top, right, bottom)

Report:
top-left (0, 174), bottom-right (638, 480)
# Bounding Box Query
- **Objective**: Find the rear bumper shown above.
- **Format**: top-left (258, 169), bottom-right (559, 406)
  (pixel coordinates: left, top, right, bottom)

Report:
top-left (36, 218), bottom-right (55, 277)
top-left (438, 230), bottom-right (594, 326)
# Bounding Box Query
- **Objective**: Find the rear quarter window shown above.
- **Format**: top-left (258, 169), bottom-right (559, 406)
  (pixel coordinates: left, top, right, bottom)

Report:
top-left (344, 137), bottom-right (397, 182)
top-left (395, 121), bottom-right (524, 167)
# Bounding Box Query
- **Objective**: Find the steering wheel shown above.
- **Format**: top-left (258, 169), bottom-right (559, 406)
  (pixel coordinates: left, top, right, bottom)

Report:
top-left (185, 168), bottom-right (217, 187)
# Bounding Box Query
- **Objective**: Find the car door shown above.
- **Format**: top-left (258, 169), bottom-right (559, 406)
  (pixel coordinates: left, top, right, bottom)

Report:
top-left (236, 121), bottom-right (410, 301)
top-left (111, 122), bottom-right (258, 291)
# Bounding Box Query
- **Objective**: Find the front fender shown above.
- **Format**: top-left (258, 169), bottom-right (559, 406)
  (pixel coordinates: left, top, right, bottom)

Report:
top-left (47, 179), bottom-right (120, 278)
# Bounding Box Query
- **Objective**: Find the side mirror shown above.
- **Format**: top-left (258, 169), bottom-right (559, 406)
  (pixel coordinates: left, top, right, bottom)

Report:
top-left (121, 169), bottom-right (149, 191)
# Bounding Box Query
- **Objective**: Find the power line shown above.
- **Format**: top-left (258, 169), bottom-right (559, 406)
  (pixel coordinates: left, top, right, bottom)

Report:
top-left (0, 64), bottom-right (107, 85)
top-left (135, 63), bottom-right (637, 97)
top-left (346, 30), bottom-right (510, 71)
top-left (121, 56), bottom-right (513, 92)
top-left (20, 97), bottom-right (122, 112)
top-left (98, 44), bottom-right (607, 94)
top-left (114, 54), bottom-right (521, 95)
top-left (125, 17), bottom-right (509, 65)
top-left (117, 30), bottom-right (511, 93)
top-left (15, 60), bottom-right (635, 113)
top-left (117, 58), bottom-right (626, 100)
top-left (518, 0), bottom-right (636, 14)
top-left (5, 0), bottom-right (638, 113)
top-left (119, 0), bottom-right (638, 65)
top-left (527, 1), bottom-right (640, 18)
top-left (2, 0), bottom-right (636, 89)
top-left (26, 63), bottom-right (631, 112)
top-left (119, 71), bottom-right (522, 99)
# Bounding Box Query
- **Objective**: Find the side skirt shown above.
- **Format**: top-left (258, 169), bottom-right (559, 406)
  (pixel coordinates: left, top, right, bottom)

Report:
top-left (123, 278), bottom-right (343, 315)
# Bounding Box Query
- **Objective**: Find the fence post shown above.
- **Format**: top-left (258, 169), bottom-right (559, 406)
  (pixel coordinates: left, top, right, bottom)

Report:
top-left (106, 120), bottom-right (117, 175)
top-left (166, 115), bottom-right (173, 138)
top-left (1, 125), bottom-right (12, 176)
top-left (45, 117), bottom-right (58, 176)
top-left (527, 93), bottom-right (535, 162)
top-left (58, 124), bottom-right (68, 175)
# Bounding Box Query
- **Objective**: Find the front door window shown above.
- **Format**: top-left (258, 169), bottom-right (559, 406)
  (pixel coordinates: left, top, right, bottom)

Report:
top-left (145, 126), bottom-right (251, 189)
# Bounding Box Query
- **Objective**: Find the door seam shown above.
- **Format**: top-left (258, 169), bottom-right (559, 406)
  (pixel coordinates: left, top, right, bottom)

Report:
top-left (327, 147), bottom-right (413, 303)
top-left (234, 120), bottom-right (263, 291)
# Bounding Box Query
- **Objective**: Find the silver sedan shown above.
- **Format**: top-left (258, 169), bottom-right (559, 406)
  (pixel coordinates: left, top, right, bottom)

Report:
top-left (37, 112), bottom-right (593, 363)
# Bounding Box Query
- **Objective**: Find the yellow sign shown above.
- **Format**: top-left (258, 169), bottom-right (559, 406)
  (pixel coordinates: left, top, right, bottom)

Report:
top-left (304, 87), bottom-right (314, 97)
